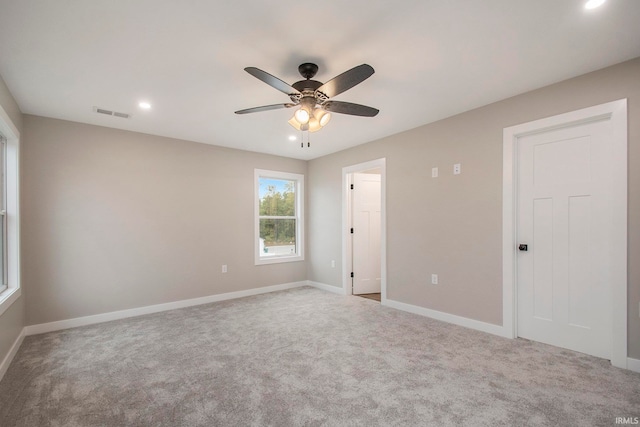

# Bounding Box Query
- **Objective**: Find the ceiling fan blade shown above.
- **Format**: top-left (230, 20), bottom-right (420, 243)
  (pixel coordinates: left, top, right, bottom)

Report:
top-left (316, 64), bottom-right (375, 99)
top-left (244, 67), bottom-right (301, 96)
top-left (235, 103), bottom-right (296, 114)
top-left (323, 101), bottom-right (379, 117)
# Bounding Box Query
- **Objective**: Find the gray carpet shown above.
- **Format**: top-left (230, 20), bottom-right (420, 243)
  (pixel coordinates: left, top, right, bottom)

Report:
top-left (0, 287), bottom-right (638, 426)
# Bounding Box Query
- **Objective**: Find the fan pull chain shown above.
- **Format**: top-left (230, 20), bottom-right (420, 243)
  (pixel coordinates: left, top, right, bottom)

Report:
top-left (298, 131), bottom-right (312, 148)
top-left (299, 130), bottom-right (311, 148)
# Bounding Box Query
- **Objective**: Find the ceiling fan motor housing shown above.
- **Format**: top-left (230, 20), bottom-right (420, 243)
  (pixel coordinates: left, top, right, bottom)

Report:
top-left (291, 63), bottom-right (327, 103)
top-left (291, 80), bottom-right (324, 105)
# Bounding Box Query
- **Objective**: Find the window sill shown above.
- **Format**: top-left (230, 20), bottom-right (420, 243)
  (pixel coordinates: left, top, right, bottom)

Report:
top-left (255, 254), bottom-right (304, 266)
top-left (0, 287), bottom-right (21, 317)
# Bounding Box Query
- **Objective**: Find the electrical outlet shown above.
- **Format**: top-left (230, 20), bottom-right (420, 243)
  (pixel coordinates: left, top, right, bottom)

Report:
top-left (222, 265), bottom-right (227, 273)
top-left (331, 260), bottom-right (335, 268)
top-left (453, 163), bottom-right (461, 175)
top-left (431, 274), bottom-right (438, 285)
top-left (432, 167), bottom-right (438, 178)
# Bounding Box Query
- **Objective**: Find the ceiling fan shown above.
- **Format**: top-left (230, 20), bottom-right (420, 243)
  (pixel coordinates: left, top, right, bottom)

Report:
top-left (235, 63), bottom-right (379, 134)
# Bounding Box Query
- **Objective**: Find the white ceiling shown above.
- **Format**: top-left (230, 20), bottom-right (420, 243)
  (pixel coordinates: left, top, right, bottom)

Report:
top-left (1, 1), bottom-right (639, 160)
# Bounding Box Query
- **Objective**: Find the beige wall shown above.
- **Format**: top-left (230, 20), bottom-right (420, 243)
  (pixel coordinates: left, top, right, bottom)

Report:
top-left (0, 74), bottom-right (24, 365)
top-left (22, 116), bottom-right (307, 325)
top-left (308, 57), bottom-right (640, 359)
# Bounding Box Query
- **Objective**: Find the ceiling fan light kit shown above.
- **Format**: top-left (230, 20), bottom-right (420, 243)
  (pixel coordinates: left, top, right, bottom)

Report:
top-left (235, 62), bottom-right (379, 146)
top-left (315, 108), bottom-right (331, 126)
top-left (294, 107), bottom-right (310, 125)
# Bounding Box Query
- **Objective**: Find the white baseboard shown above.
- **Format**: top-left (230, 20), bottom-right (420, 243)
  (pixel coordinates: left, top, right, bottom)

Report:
top-left (627, 357), bottom-right (640, 373)
top-left (0, 327), bottom-right (25, 383)
top-left (383, 298), bottom-right (510, 338)
top-left (307, 280), bottom-right (347, 295)
top-left (24, 281), bottom-right (307, 336)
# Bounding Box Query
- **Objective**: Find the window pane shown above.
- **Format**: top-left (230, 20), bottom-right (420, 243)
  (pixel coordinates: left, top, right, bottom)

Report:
top-left (0, 140), bottom-right (4, 288)
top-left (259, 178), bottom-right (295, 216)
top-left (0, 215), bottom-right (4, 288)
top-left (0, 141), bottom-right (4, 211)
top-left (259, 218), bottom-right (296, 257)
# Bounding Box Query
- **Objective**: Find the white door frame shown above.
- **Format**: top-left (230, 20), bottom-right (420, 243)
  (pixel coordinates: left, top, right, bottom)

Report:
top-left (502, 99), bottom-right (627, 368)
top-left (342, 158), bottom-right (386, 301)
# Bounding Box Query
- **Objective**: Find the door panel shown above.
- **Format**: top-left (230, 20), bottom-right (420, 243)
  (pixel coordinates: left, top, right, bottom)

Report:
top-left (568, 195), bottom-right (591, 328)
top-left (532, 198), bottom-right (553, 321)
top-left (517, 120), bottom-right (612, 359)
top-left (352, 173), bottom-right (381, 295)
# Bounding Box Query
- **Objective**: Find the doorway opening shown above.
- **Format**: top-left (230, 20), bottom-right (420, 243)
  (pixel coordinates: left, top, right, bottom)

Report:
top-left (342, 158), bottom-right (386, 303)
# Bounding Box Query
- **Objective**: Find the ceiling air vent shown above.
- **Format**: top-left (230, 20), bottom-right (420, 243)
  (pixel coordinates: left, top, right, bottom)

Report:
top-left (93, 106), bottom-right (131, 119)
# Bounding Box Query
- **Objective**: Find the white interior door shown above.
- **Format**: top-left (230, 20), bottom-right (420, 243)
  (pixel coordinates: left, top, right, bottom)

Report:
top-left (352, 173), bottom-right (381, 295)
top-left (516, 119), bottom-right (615, 359)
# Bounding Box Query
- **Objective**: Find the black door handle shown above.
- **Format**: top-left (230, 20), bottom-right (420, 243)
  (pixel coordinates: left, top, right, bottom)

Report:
top-left (519, 244), bottom-right (528, 251)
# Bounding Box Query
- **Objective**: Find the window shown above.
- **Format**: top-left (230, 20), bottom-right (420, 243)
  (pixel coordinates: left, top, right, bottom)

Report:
top-left (255, 169), bottom-right (304, 264)
top-left (0, 137), bottom-right (6, 294)
top-left (0, 108), bottom-right (21, 316)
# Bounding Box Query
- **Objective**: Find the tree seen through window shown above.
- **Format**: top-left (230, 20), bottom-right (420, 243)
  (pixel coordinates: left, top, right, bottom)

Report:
top-left (259, 178), bottom-right (296, 253)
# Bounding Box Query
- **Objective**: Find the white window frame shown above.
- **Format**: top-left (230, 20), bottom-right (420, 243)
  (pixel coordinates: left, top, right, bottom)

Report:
top-left (0, 137), bottom-right (6, 295)
top-left (0, 105), bottom-right (21, 317)
top-left (255, 169), bottom-right (304, 265)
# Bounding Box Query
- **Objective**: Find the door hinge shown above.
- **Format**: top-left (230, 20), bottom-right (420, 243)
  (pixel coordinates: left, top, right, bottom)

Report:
top-left (350, 272), bottom-right (354, 278)
top-left (350, 184), bottom-right (354, 190)
top-left (350, 227), bottom-right (354, 234)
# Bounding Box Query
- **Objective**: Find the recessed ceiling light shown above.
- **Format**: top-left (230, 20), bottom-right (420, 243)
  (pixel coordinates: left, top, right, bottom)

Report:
top-left (138, 101), bottom-right (152, 110)
top-left (584, 0), bottom-right (606, 10)
top-left (288, 135), bottom-right (297, 141)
